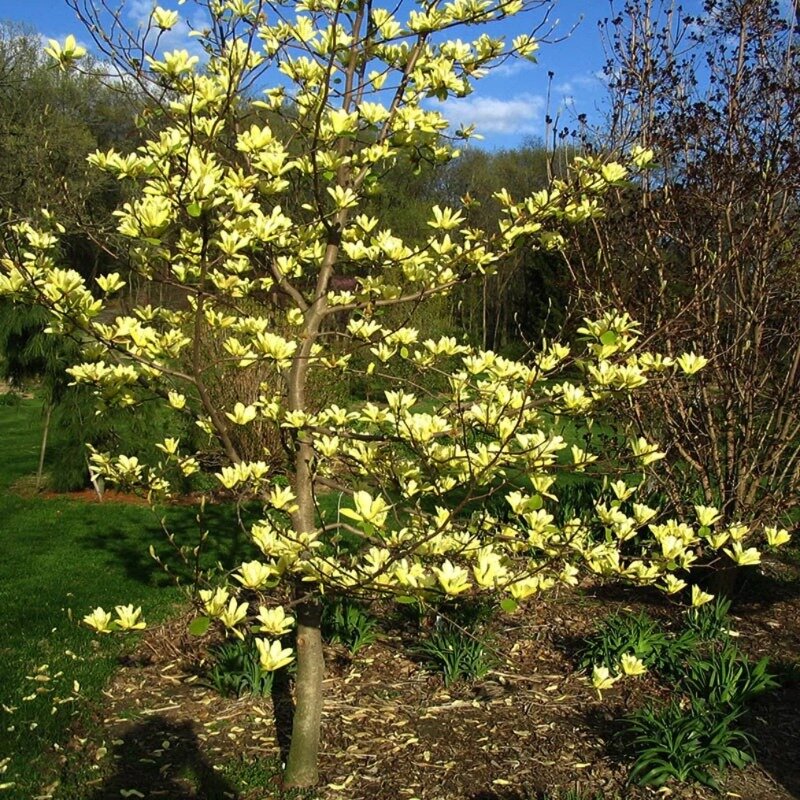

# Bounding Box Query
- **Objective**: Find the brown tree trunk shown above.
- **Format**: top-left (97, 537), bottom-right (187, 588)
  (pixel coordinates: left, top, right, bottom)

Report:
top-left (282, 596), bottom-right (325, 788)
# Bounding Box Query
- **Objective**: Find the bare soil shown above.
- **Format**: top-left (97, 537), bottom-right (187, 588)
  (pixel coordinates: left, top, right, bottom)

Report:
top-left (41, 554), bottom-right (800, 800)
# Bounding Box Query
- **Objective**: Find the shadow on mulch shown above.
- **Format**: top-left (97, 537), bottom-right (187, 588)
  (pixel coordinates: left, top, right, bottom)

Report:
top-left (737, 564), bottom-right (800, 609)
top-left (271, 668), bottom-right (295, 765)
top-left (749, 679), bottom-right (800, 799)
top-left (84, 717), bottom-right (237, 799)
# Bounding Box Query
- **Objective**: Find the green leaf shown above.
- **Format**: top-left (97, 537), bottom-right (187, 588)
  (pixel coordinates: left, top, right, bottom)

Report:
top-left (395, 595), bottom-right (417, 604)
top-left (500, 598), bottom-right (518, 613)
top-left (600, 330), bottom-right (618, 346)
top-left (186, 202), bottom-right (203, 218)
top-left (188, 616), bottom-right (211, 636)
top-left (529, 494), bottom-right (543, 510)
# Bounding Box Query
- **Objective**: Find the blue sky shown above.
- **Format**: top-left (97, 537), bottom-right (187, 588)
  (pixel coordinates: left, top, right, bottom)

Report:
top-left (0, 0), bottom-right (674, 148)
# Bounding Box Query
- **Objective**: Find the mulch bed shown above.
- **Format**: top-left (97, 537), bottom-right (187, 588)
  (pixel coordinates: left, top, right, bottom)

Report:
top-left (43, 559), bottom-right (800, 800)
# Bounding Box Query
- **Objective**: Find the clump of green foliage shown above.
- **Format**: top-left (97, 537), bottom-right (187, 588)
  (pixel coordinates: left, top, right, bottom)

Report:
top-left (321, 598), bottom-right (379, 656)
top-left (625, 700), bottom-right (752, 788)
top-left (417, 621), bottom-right (496, 686)
top-left (204, 638), bottom-right (277, 698)
top-left (580, 601), bottom-right (778, 790)
top-left (578, 610), bottom-right (671, 673)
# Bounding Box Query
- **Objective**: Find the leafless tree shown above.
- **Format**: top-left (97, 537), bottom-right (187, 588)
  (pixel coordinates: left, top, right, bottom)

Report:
top-left (568, 0), bottom-right (800, 528)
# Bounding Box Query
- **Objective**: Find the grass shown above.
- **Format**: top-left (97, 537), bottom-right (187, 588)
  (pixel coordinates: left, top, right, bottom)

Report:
top-left (0, 399), bottom-right (255, 798)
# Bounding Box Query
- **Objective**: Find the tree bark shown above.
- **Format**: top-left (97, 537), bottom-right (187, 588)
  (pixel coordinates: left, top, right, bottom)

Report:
top-left (282, 596), bottom-right (325, 788)
top-left (35, 401), bottom-right (52, 491)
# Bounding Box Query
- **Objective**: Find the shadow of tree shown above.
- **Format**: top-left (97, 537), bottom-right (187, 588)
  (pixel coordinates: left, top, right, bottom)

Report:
top-left (271, 668), bottom-right (295, 765)
top-left (748, 676), bottom-right (800, 799)
top-left (735, 561), bottom-right (800, 610)
top-left (76, 500), bottom-right (258, 588)
top-left (84, 717), bottom-right (237, 799)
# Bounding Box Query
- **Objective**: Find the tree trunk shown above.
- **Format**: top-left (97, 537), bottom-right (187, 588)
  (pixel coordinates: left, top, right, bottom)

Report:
top-left (35, 402), bottom-right (52, 491)
top-left (282, 596), bottom-right (325, 788)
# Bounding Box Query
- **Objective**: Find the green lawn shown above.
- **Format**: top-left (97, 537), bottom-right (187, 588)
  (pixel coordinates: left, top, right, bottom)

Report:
top-left (0, 399), bottom-right (252, 797)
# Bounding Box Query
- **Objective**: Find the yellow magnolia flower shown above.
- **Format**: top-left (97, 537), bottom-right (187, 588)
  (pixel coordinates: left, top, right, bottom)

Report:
top-left (167, 391), bottom-right (186, 409)
top-left (327, 185), bottom-right (359, 210)
top-left (620, 653), bottom-right (647, 676)
top-left (571, 444), bottom-right (598, 470)
top-left (267, 485), bottom-right (298, 512)
top-left (83, 607), bottom-right (113, 634)
top-left (114, 605), bottom-right (146, 631)
top-left (676, 352), bottom-right (708, 375)
top-left (147, 49), bottom-right (199, 77)
top-left (707, 531), bottom-right (730, 549)
top-left (559, 563), bottom-right (579, 587)
top-left (726, 523), bottom-right (749, 542)
top-left (45, 35), bottom-right (87, 68)
top-left (591, 665), bottom-right (620, 694)
top-left (765, 526), bottom-right (791, 548)
top-left (691, 585), bottom-right (714, 608)
top-left (218, 598), bottom-right (249, 631)
top-left (217, 463), bottom-right (250, 489)
top-left (235, 560), bottom-right (275, 589)
top-left (600, 162), bottom-right (627, 184)
top-left (508, 576), bottom-right (540, 600)
top-left (393, 558), bottom-right (428, 588)
top-left (341, 490), bottom-right (391, 528)
top-left (255, 638), bottom-right (294, 671)
top-left (199, 587), bottom-right (229, 616)
top-left (428, 205), bottom-right (465, 231)
top-left (724, 542), bottom-right (761, 567)
top-left (694, 505), bottom-right (722, 528)
top-left (256, 605), bottom-right (295, 636)
top-left (153, 6), bottom-right (180, 30)
top-left (96, 273), bottom-right (126, 294)
top-left (630, 144), bottom-right (655, 168)
top-left (632, 503), bottom-right (657, 526)
top-left (610, 480), bottom-right (635, 501)
top-left (661, 574), bottom-right (687, 594)
top-left (225, 402), bottom-right (258, 426)
top-left (155, 437), bottom-right (180, 455)
top-left (433, 560), bottom-right (471, 596)
top-left (630, 437), bottom-right (666, 465)
top-left (472, 547), bottom-right (507, 589)
top-left (659, 534), bottom-right (685, 561)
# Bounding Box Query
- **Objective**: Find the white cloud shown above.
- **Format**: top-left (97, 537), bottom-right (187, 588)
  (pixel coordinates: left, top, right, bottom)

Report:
top-left (436, 92), bottom-right (545, 136)
top-left (556, 71), bottom-right (602, 96)
top-left (492, 59), bottom-right (537, 78)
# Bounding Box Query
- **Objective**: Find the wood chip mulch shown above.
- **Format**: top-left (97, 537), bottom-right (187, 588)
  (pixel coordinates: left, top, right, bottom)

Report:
top-left (42, 560), bottom-right (800, 800)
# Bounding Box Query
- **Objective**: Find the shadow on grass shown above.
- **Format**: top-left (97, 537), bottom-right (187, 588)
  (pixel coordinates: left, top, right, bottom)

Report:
top-left (83, 717), bottom-right (237, 799)
top-left (75, 501), bottom-right (259, 588)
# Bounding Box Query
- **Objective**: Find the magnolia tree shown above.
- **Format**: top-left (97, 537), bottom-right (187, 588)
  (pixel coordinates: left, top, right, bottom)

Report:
top-left (0, 0), bottom-right (790, 788)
